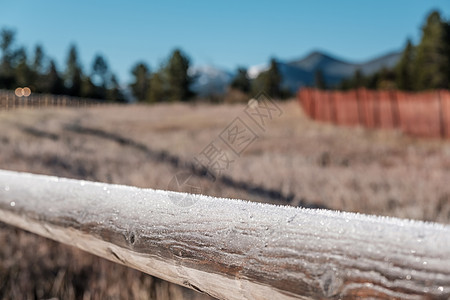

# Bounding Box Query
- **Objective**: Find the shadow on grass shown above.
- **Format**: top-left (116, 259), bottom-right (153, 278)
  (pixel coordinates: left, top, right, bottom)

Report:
top-left (62, 124), bottom-right (327, 209)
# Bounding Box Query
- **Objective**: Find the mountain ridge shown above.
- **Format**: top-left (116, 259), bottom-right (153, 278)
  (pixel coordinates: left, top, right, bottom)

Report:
top-left (191, 49), bottom-right (402, 96)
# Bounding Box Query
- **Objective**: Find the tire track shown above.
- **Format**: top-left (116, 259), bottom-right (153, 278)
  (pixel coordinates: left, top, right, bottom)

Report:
top-left (63, 125), bottom-right (327, 209)
top-left (19, 124), bottom-right (327, 209)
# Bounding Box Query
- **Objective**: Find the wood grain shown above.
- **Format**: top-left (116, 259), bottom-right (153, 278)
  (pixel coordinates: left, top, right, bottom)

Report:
top-left (0, 170), bottom-right (449, 299)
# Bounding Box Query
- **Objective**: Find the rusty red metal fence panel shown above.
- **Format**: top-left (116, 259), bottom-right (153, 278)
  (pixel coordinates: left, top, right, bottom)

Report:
top-left (298, 88), bottom-right (450, 139)
top-left (441, 90), bottom-right (450, 138)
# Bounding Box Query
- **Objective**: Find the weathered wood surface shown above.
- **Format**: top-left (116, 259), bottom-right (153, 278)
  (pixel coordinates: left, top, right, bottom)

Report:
top-left (0, 170), bottom-right (449, 299)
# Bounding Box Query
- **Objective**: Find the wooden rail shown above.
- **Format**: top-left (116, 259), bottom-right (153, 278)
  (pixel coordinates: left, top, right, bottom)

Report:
top-left (0, 170), bottom-right (449, 299)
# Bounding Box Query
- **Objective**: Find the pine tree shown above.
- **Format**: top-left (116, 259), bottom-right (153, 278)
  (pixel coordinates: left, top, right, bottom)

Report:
top-left (352, 69), bottom-right (364, 88)
top-left (166, 49), bottom-right (193, 101)
top-left (31, 44), bottom-right (45, 92)
top-left (129, 62), bottom-right (150, 102)
top-left (0, 28), bottom-right (16, 89)
top-left (366, 73), bottom-right (380, 90)
top-left (32, 44), bottom-right (44, 74)
top-left (396, 39), bottom-right (415, 90)
top-left (107, 74), bottom-right (126, 102)
top-left (43, 60), bottom-right (64, 94)
top-left (230, 67), bottom-right (250, 93)
top-left (92, 54), bottom-right (109, 86)
top-left (91, 54), bottom-right (109, 99)
top-left (0, 28), bottom-right (14, 61)
top-left (65, 44), bottom-right (83, 96)
top-left (14, 47), bottom-right (32, 88)
top-left (338, 78), bottom-right (352, 90)
top-left (148, 72), bottom-right (166, 103)
top-left (414, 11), bottom-right (449, 90)
top-left (314, 69), bottom-right (327, 90)
top-left (81, 75), bottom-right (97, 99)
top-left (377, 67), bottom-right (396, 89)
top-left (262, 58), bottom-right (281, 98)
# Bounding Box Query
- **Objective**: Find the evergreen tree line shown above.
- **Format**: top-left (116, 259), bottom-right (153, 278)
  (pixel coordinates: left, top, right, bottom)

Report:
top-left (230, 11), bottom-right (450, 98)
top-left (1, 10), bottom-right (446, 103)
top-left (132, 54), bottom-right (288, 103)
top-left (0, 27), bottom-right (195, 102)
top-left (0, 29), bottom-right (126, 102)
top-left (229, 58), bottom-right (290, 100)
top-left (337, 10), bottom-right (450, 91)
top-left (0, 26), bottom-right (319, 103)
top-left (129, 49), bottom-right (194, 103)
top-left (0, 25), bottom-right (301, 102)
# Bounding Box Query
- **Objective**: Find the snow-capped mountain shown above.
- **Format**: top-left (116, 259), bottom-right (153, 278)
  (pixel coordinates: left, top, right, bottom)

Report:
top-left (189, 65), bottom-right (234, 97)
top-left (189, 50), bottom-right (402, 96)
top-left (248, 64), bottom-right (268, 79)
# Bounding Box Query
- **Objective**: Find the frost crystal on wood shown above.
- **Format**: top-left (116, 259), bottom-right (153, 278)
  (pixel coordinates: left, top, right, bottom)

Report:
top-left (0, 170), bottom-right (449, 299)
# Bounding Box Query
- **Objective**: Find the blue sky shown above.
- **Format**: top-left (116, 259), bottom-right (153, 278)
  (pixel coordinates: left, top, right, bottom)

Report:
top-left (1, 0), bottom-right (449, 83)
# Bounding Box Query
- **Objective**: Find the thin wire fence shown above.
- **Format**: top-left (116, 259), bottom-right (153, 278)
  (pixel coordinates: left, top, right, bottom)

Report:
top-left (0, 89), bottom-right (105, 111)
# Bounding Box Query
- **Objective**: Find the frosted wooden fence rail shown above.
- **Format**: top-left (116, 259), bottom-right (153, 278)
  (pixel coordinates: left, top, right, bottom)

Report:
top-left (0, 170), bottom-right (449, 299)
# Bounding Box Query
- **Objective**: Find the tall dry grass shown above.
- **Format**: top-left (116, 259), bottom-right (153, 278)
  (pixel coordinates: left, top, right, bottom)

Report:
top-left (0, 100), bottom-right (450, 299)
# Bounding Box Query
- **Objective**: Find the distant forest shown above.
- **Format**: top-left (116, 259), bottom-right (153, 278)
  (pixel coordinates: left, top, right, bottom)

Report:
top-left (328, 10), bottom-right (450, 91)
top-left (0, 10), bottom-right (448, 103)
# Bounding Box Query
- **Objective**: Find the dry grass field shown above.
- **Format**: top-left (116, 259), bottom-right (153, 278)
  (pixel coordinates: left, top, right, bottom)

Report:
top-left (1, 99), bottom-right (450, 299)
